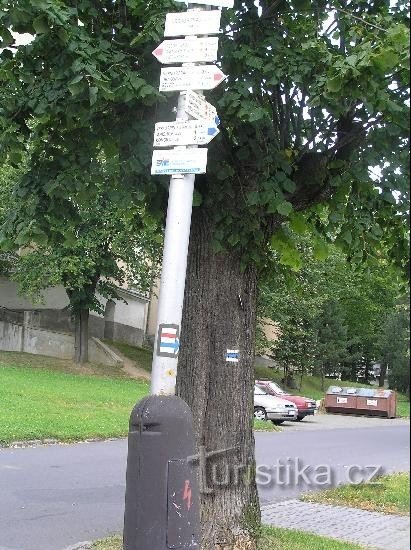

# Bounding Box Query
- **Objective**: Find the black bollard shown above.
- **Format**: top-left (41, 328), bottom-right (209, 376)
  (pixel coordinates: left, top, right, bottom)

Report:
top-left (123, 395), bottom-right (200, 549)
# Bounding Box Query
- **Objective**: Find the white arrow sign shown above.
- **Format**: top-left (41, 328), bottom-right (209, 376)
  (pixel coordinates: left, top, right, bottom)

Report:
top-left (183, 90), bottom-right (220, 125)
top-left (151, 148), bottom-right (208, 175)
top-left (165, 10), bottom-right (221, 37)
top-left (174, 0), bottom-right (234, 7)
top-left (160, 65), bottom-right (226, 92)
top-left (153, 37), bottom-right (219, 65)
top-left (154, 120), bottom-right (219, 147)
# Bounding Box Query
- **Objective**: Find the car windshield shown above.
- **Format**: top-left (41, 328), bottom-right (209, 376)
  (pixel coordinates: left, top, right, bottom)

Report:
top-left (269, 382), bottom-right (286, 394)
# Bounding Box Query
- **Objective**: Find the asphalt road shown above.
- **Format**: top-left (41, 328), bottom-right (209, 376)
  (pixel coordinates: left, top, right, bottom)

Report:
top-left (0, 419), bottom-right (409, 550)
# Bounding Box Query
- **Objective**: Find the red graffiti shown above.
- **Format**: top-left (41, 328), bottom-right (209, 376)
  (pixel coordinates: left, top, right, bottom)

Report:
top-left (182, 479), bottom-right (192, 511)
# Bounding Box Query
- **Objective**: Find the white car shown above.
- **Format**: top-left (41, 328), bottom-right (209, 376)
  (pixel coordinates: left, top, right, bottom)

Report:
top-left (254, 385), bottom-right (298, 424)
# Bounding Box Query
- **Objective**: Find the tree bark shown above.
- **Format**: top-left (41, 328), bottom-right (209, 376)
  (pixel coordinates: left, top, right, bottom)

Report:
top-left (177, 208), bottom-right (260, 550)
top-left (379, 363), bottom-right (387, 388)
top-left (74, 307), bottom-right (90, 364)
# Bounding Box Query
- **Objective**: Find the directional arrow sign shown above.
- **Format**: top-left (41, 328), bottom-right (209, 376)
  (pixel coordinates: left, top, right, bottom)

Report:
top-left (154, 120), bottom-right (219, 147)
top-left (160, 65), bottom-right (226, 92)
top-left (151, 148), bottom-right (208, 175)
top-left (174, 0), bottom-right (234, 7)
top-left (183, 90), bottom-right (219, 125)
top-left (165, 10), bottom-right (221, 37)
top-left (153, 37), bottom-right (219, 65)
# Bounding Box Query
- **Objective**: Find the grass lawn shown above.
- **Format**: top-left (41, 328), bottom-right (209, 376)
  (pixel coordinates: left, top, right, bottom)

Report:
top-left (104, 340), bottom-right (152, 372)
top-left (397, 396), bottom-right (410, 418)
top-left (92, 527), bottom-right (364, 549)
top-left (302, 472), bottom-right (410, 516)
top-left (254, 419), bottom-right (281, 432)
top-left (0, 351), bottom-right (149, 444)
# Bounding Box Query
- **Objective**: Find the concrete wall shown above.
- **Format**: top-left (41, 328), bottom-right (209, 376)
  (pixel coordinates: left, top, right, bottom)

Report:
top-left (0, 277), bottom-right (69, 309)
top-left (0, 278), bottom-right (149, 347)
top-left (0, 319), bottom-right (121, 366)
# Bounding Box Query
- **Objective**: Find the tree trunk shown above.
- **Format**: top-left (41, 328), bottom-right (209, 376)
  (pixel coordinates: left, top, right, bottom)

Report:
top-left (321, 363), bottom-right (325, 391)
top-left (379, 363), bottom-right (387, 388)
top-left (177, 209), bottom-right (260, 550)
top-left (74, 307), bottom-right (89, 364)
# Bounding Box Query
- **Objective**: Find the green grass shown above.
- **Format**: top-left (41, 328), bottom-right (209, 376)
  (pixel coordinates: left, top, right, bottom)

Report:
top-left (255, 367), bottom-right (410, 417)
top-left (104, 340), bottom-right (152, 372)
top-left (302, 472), bottom-right (410, 516)
top-left (254, 419), bottom-right (281, 432)
top-left (397, 396), bottom-right (410, 418)
top-left (0, 353), bottom-right (149, 444)
top-left (259, 526), bottom-right (364, 549)
top-left (92, 527), bottom-right (364, 550)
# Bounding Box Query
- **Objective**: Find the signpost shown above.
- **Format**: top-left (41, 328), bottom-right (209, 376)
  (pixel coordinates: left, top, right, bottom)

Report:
top-left (153, 36), bottom-right (219, 64)
top-left (174, 0), bottom-right (234, 7)
top-left (160, 65), bottom-right (226, 92)
top-left (154, 120), bottom-right (219, 147)
top-left (165, 10), bottom-right (221, 37)
top-left (183, 90), bottom-right (220, 124)
top-left (151, 148), bottom-right (208, 175)
top-left (125, 2), bottom-right (231, 547)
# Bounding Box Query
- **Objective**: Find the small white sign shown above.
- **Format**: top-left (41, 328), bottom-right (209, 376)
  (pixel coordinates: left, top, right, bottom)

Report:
top-left (337, 397), bottom-right (348, 404)
top-left (226, 350), bottom-right (239, 363)
top-left (367, 399), bottom-right (378, 406)
top-left (153, 37), bottom-right (219, 65)
top-left (160, 65), bottom-right (226, 92)
top-left (183, 90), bottom-right (219, 125)
top-left (154, 120), bottom-right (219, 147)
top-left (174, 0), bottom-right (234, 7)
top-left (165, 10), bottom-right (221, 37)
top-left (151, 148), bottom-right (208, 175)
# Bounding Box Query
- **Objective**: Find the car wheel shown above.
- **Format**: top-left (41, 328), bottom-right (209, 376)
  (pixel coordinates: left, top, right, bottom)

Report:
top-left (296, 415), bottom-right (305, 422)
top-left (271, 420), bottom-right (284, 425)
top-left (254, 407), bottom-right (267, 421)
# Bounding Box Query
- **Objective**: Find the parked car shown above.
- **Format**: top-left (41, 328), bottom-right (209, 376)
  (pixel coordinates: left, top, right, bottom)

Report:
top-left (254, 385), bottom-right (298, 424)
top-left (256, 380), bottom-right (317, 421)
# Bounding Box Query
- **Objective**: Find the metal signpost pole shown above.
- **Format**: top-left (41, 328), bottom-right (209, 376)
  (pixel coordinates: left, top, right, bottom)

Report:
top-left (123, 2), bottom-right (233, 548)
top-left (150, 100), bottom-right (197, 396)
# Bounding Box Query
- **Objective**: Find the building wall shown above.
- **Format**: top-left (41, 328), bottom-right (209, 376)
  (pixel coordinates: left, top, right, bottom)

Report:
top-left (0, 278), bottom-right (149, 348)
top-left (0, 319), bottom-right (120, 366)
top-left (0, 277), bottom-right (68, 309)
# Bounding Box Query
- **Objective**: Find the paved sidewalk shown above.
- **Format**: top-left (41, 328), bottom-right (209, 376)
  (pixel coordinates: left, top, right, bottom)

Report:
top-left (262, 500), bottom-right (410, 549)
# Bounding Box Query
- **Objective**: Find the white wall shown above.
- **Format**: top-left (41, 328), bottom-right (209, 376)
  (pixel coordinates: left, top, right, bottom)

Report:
top-left (0, 277), bottom-right (149, 332)
top-left (0, 277), bottom-right (69, 309)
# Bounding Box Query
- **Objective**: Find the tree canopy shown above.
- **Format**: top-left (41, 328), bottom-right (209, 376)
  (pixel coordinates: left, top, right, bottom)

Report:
top-left (258, 240), bottom-right (405, 385)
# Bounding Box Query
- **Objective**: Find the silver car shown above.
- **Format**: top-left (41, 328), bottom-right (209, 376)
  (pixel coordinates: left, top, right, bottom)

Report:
top-left (254, 384), bottom-right (298, 424)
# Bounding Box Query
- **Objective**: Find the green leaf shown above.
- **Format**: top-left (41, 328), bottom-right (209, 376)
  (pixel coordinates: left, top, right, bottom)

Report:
top-left (0, 28), bottom-right (14, 47)
top-left (373, 50), bottom-right (400, 73)
top-left (342, 230), bottom-right (352, 245)
top-left (68, 76), bottom-right (85, 96)
top-left (193, 189), bottom-right (202, 207)
top-left (276, 201), bottom-right (293, 217)
top-left (289, 213), bottom-right (308, 234)
top-left (313, 240), bottom-right (330, 261)
top-left (247, 191), bottom-right (260, 206)
top-left (282, 178), bottom-right (296, 194)
top-left (89, 86), bottom-right (98, 106)
top-left (33, 16), bottom-right (49, 35)
top-left (327, 76), bottom-right (343, 92)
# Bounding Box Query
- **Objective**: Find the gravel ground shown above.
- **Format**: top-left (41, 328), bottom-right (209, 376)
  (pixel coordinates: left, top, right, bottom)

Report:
top-left (277, 412), bottom-right (409, 431)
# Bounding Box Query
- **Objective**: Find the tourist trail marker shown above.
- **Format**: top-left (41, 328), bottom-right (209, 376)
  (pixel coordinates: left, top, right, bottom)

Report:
top-left (164, 10), bottom-right (221, 37)
top-left (174, 0), bottom-right (234, 7)
top-left (151, 148), bottom-right (208, 176)
top-left (154, 120), bottom-right (219, 147)
top-left (182, 90), bottom-right (220, 125)
top-left (160, 65), bottom-right (226, 92)
top-left (153, 37), bottom-right (219, 64)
